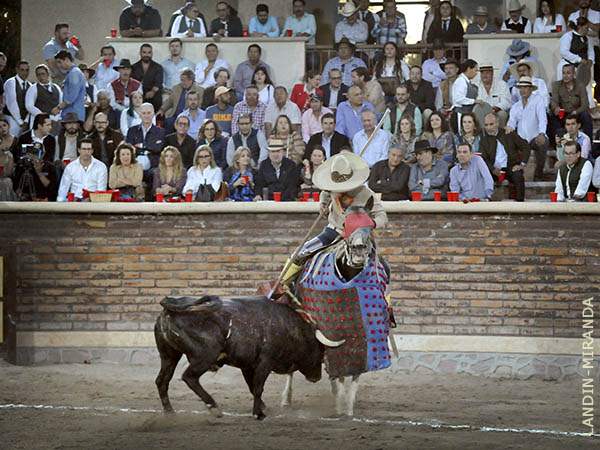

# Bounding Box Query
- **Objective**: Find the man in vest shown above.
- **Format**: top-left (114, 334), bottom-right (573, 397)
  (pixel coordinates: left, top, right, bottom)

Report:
top-left (501, 0), bottom-right (532, 33)
top-left (107, 59), bottom-right (143, 112)
top-left (3, 60), bottom-right (32, 136)
top-left (88, 112), bottom-right (123, 168)
top-left (384, 84), bottom-right (422, 136)
top-left (25, 64), bottom-right (62, 134)
top-left (555, 141), bottom-right (593, 201)
top-left (435, 59), bottom-right (459, 116)
top-left (55, 112), bottom-right (84, 170)
top-left (226, 113), bottom-right (268, 166)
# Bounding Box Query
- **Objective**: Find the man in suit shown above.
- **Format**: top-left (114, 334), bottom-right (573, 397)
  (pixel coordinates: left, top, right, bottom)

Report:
top-left (320, 68), bottom-right (349, 112)
top-left (253, 138), bottom-right (300, 201)
top-left (306, 112), bottom-right (350, 159)
top-left (479, 113), bottom-right (530, 201)
top-left (157, 68), bottom-right (203, 133)
top-left (125, 102), bottom-right (165, 170)
top-left (88, 111), bottom-right (123, 168)
top-left (426, 0), bottom-right (464, 43)
top-left (131, 43), bottom-right (164, 112)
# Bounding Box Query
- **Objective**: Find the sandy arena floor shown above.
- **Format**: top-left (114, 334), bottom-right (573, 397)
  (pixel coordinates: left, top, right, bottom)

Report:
top-left (0, 359), bottom-right (598, 449)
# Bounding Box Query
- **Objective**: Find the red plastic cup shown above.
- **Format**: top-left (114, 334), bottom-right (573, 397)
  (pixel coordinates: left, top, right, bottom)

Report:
top-left (156, 193), bottom-right (164, 202)
top-left (556, 25), bottom-right (562, 32)
top-left (550, 192), bottom-right (558, 202)
top-left (70, 36), bottom-right (79, 46)
top-left (474, 153), bottom-right (482, 157)
top-left (446, 109), bottom-right (452, 117)
top-left (67, 192), bottom-right (75, 202)
top-left (449, 192), bottom-right (459, 202)
top-left (558, 109), bottom-right (565, 119)
top-left (64, 159), bottom-right (71, 165)
top-left (104, 59), bottom-right (111, 67)
top-left (411, 192), bottom-right (422, 201)
top-left (312, 192), bottom-right (320, 202)
top-left (242, 29), bottom-right (249, 37)
top-left (241, 175), bottom-right (249, 184)
top-left (185, 192), bottom-right (193, 202)
top-left (498, 171), bottom-right (506, 182)
top-left (286, 29), bottom-right (292, 37)
top-left (110, 29), bottom-right (117, 38)
top-left (273, 192), bottom-right (281, 202)
top-left (302, 192), bottom-right (310, 201)
top-left (433, 191), bottom-right (441, 201)
top-left (587, 192), bottom-right (596, 202)
top-left (0, 166), bottom-right (4, 176)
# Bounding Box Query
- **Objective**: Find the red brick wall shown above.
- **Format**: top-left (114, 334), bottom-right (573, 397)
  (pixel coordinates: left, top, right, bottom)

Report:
top-left (2, 212), bottom-right (598, 337)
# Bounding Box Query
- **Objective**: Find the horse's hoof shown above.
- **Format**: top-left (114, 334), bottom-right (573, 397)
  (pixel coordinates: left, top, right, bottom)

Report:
top-left (164, 407), bottom-right (175, 414)
top-left (208, 405), bottom-right (222, 418)
top-left (254, 412), bottom-right (266, 421)
top-left (280, 400), bottom-right (291, 408)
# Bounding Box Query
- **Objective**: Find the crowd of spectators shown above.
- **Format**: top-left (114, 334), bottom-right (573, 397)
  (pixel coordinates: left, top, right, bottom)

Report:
top-left (1, 0), bottom-right (600, 203)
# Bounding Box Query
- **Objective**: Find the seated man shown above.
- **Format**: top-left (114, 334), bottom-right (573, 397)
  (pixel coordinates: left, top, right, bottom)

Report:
top-left (466, 6), bottom-right (498, 34)
top-left (166, 0), bottom-right (208, 37)
top-left (226, 113), bottom-right (268, 166)
top-left (406, 65), bottom-right (436, 122)
top-left (55, 112), bottom-right (84, 170)
top-left (88, 112), bottom-right (123, 168)
top-left (501, 0), bottom-right (532, 33)
top-left (161, 38), bottom-right (195, 92)
top-left (13, 137), bottom-right (58, 201)
top-left (555, 140), bottom-right (593, 201)
top-left (16, 113), bottom-right (56, 164)
top-left (209, 1), bottom-right (243, 39)
top-left (422, 39), bottom-right (447, 90)
top-left (164, 114), bottom-right (196, 169)
top-left (253, 138), bottom-right (300, 201)
top-left (131, 44), bottom-right (163, 112)
top-left (125, 102), bottom-right (166, 169)
top-left (335, 85), bottom-right (375, 140)
top-left (119, 0), bottom-right (162, 38)
top-left (89, 45), bottom-right (120, 91)
top-left (352, 109), bottom-right (390, 168)
top-left (281, 0), bottom-right (317, 44)
top-left (301, 93), bottom-right (332, 143)
top-left (555, 113), bottom-right (592, 166)
top-left (201, 68), bottom-right (236, 110)
top-left (231, 85), bottom-right (267, 135)
top-left (205, 86), bottom-right (235, 137)
top-left (321, 38), bottom-right (366, 87)
top-left (384, 84), bottom-right (422, 136)
top-left (480, 113), bottom-right (530, 202)
top-left (368, 146), bottom-right (410, 201)
top-left (83, 89), bottom-right (121, 133)
top-left (474, 63), bottom-right (511, 128)
top-left (265, 86), bottom-right (302, 137)
top-left (500, 39), bottom-right (539, 89)
top-left (233, 44), bottom-right (272, 99)
top-left (169, 2), bottom-right (207, 37)
top-left (194, 43), bottom-right (230, 90)
top-left (249, 4), bottom-right (280, 37)
top-left (372, 0), bottom-right (407, 45)
top-left (408, 140), bottom-right (449, 201)
top-left (306, 112), bottom-right (350, 159)
top-left (352, 67), bottom-right (385, 115)
top-left (450, 142), bottom-right (494, 201)
top-left (335, 2), bottom-right (368, 45)
top-left (177, 90), bottom-right (205, 139)
top-left (509, 60), bottom-right (550, 109)
top-left (157, 68), bottom-right (203, 133)
top-left (107, 59), bottom-right (143, 112)
top-left (320, 68), bottom-right (349, 112)
top-left (57, 137), bottom-right (107, 201)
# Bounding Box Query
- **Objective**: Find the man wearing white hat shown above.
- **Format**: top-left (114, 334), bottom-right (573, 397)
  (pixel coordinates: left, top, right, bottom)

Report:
top-left (501, 0), bottom-right (532, 34)
top-left (466, 6), bottom-right (499, 34)
top-left (474, 63), bottom-right (511, 128)
top-left (508, 60), bottom-right (550, 108)
top-left (335, 2), bottom-right (368, 45)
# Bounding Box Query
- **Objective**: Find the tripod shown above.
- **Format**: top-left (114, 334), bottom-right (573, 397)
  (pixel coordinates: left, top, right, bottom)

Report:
top-left (17, 169), bottom-right (37, 200)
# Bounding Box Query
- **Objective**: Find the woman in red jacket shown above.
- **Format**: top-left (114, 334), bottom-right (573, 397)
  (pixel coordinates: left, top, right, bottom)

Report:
top-left (290, 70), bottom-right (323, 113)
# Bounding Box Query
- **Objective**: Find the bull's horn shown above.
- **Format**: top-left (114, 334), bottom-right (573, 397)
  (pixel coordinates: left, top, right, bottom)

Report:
top-left (316, 330), bottom-right (345, 347)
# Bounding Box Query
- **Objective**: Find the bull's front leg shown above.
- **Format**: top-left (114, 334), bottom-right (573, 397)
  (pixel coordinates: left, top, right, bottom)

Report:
top-left (281, 374), bottom-right (293, 407)
top-left (251, 361), bottom-right (272, 420)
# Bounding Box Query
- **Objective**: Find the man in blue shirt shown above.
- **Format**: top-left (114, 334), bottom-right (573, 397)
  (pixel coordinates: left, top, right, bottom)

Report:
top-left (249, 4), bottom-right (280, 37)
top-left (335, 85), bottom-right (375, 140)
top-left (54, 51), bottom-right (86, 122)
top-left (450, 142), bottom-right (494, 201)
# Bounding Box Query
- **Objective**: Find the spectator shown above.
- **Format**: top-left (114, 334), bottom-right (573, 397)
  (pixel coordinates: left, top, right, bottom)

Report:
top-left (197, 119), bottom-right (227, 169)
top-left (406, 65), bottom-right (436, 122)
top-left (374, 42), bottom-right (410, 101)
top-left (534, 0), bottom-right (566, 33)
top-left (306, 112), bottom-right (350, 159)
top-left (506, 76), bottom-right (548, 181)
top-left (421, 111), bottom-right (455, 165)
top-left (83, 90), bottom-right (121, 132)
top-left (300, 146), bottom-right (326, 193)
top-left (0, 53), bottom-right (6, 108)
top-left (89, 45), bottom-right (120, 91)
top-left (384, 84), bottom-right (422, 137)
top-left (0, 115), bottom-right (18, 159)
top-left (281, 0), bottom-right (317, 44)
top-left (206, 86), bottom-right (235, 137)
top-left (119, 0), bottom-right (162, 38)
top-left (120, 91), bottom-right (146, 136)
top-left (178, 91), bottom-right (206, 140)
top-left (408, 140), bottom-right (449, 200)
top-left (391, 115), bottom-right (418, 164)
top-left (131, 44), bottom-right (163, 112)
top-left (554, 140), bottom-right (593, 201)
top-left (79, 64), bottom-right (98, 112)
top-left (247, 66), bottom-right (275, 106)
top-left (435, 59), bottom-right (459, 116)
top-left (226, 114), bottom-right (268, 166)
top-left (159, 69), bottom-right (203, 133)
top-left (25, 64), bottom-right (63, 130)
top-left (550, 64), bottom-right (593, 140)
top-left (57, 137), bottom-right (107, 201)
top-left (427, 0), bottom-right (464, 43)
top-left (249, 4), bottom-right (280, 38)
top-left (0, 116), bottom-right (16, 200)
top-left (351, 67), bottom-right (385, 115)
top-left (422, 39), bottom-right (447, 89)
top-left (3, 60), bottom-right (31, 136)
top-left (201, 68), bottom-right (235, 110)
top-left (183, 145), bottom-right (223, 200)
top-left (451, 59), bottom-right (483, 133)
top-left (555, 113), bottom-right (592, 165)
top-left (368, 146), bottom-right (410, 201)
top-left (421, 0), bottom-right (440, 44)
top-left (449, 143), bottom-right (494, 201)
top-left (89, 112), bottom-right (123, 168)
top-left (454, 112), bottom-right (482, 156)
top-left (321, 38), bottom-right (367, 86)
top-left (108, 141), bottom-right (144, 201)
top-left (125, 102), bottom-right (165, 169)
top-left (164, 115), bottom-right (196, 169)
top-left (352, 109), bottom-right (390, 167)
top-left (480, 113), bottom-right (529, 202)
top-left (234, 44), bottom-right (272, 98)
top-left (466, 6), bottom-right (498, 34)
top-left (166, 1), bottom-right (207, 37)
top-left (372, 0), bottom-right (407, 45)
top-left (224, 146), bottom-right (257, 201)
top-left (210, 1), bottom-right (243, 39)
top-left (474, 63), bottom-right (512, 128)
top-left (501, 0), bottom-right (533, 33)
top-left (265, 86), bottom-right (302, 137)
top-left (509, 60), bottom-right (550, 108)
top-left (356, 0), bottom-right (379, 45)
top-left (42, 23), bottom-right (84, 83)
top-left (170, 2), bottom-right (207, 38)
top-left (301, 93), bottom-right (333, 143)
top-left (231, 85), bottom-right (267, 135)
top-left (195, 44), bottom-right (230, 90)
top-left (254, 138), bottom-right (300, 201)
top-left (16, 113), bottom-right (56, 164)
top-left (291, 70), bottom-right (323, 113)
top-left (320, 68), bottom-right (349, 112)
top-left (500, 39), bottom-right (540, 89)
top-left (152, 146), bottom-right (187, 198)
top-left (107, 59), bottom-right (143, 112)
top-left (56, 112), bottom-right (84, 168)
top-left (558, 17), bottom-right (595, 106)
top-left (271, 114), bottom-right (305, 165)
top-left (335, 2), bottom-right (368, 45)
top-left (335, 85), bottom-right (376, 140)
top-left (161, 38), bottom-right (195, 92)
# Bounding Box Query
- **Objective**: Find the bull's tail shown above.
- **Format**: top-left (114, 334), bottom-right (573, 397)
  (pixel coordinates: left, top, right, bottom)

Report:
top-left (160, 295), bottom-right (222, 312)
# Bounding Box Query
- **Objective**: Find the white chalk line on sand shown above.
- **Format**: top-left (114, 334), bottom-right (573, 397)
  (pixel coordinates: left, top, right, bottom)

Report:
top-left (0, 402), bottom-right (598, 439)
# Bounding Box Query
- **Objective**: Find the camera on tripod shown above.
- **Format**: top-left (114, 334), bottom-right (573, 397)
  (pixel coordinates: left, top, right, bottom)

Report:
top-left (17, 144), bottom-right (43, 171)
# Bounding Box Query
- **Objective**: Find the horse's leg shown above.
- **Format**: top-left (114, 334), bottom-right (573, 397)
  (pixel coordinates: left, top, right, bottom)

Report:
top-left (242, 368), bottom-right (266, 411)
top-left (345, 375), bottom-right (361, 416)
top-left (281, 373), bottom-right (293, 407)
top-left (181, 357), bottom-right (222, 417)
top-left (154, 325), bottom-right (183, 413)
top-left (331, 376), bottom-right (345, 415)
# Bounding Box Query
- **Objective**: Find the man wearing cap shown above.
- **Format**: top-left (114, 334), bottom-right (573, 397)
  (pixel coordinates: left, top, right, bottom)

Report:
top-left (55, 112), bottom-right (84, 170)
top-left (25, 64), bottom-right (63, 131)
top-left (227, 113), bottom-right (268, 166)
top-left (89, 45), bottom-right (120, 92)
top-left (500, 39), bottom-right (540, 89)
top-left (466, 6), bottom-right (498, 34)
top-left (107, 59), bottom-right (143, 112)
top-left (54, 51), bottom-right (86, 122)
top-left (506, 76), bottom-right (548, 181)
top-left (372, 0), bottom-right (407, 45)
top-left (369, 146), bottom-right (410, 201)
top-left (253, 138), bottom-right (300, 201)
top-left (42, 23), bottom-right (84, 83)
top-left (554, 140), bottom-right (593, 201)
top-left (281, 0), bottom-right (317, 44)
top-left (501, 0), bottom-right (532, 33)
top-left (435, 59), bottom-right (459, 115)
top-left (408, 140), bottom-right (449, 200)
top-left (352, 109), bottom-right (390, 168)
top-left (474, 63), bottom-right (511, 128)
top-left (335, 85), bottom-right (376, 140)
top-left (508, 60), bottom-right (550, 108)
top-left (422, 39), bottom-right (447, 89)
top-left (301, 93), bottom-right (332, 143)
top-left (265, 86), bottom-right (302, 137)
top-left (306, 112), bottom-right (350, 159)
top-left (119, 0), bottom-right (162, 38)
top-left (321, 38), bottom-right (367, 86)
top-left (335, 2), bottom-right (368, 45)
top-left (450, 143), bottom-right (494, 201)
top-left (158, 68), bottom-right (203, 132)
top-left (201, 69), bottom-right (235, 110)
top-left (205, 86), bottom-right (235, 138)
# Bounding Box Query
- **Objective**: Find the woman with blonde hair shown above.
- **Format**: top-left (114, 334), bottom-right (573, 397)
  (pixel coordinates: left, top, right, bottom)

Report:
top-left (183, 145), bottom-right (223, 201)
top-left (108, 141), bottom-right (144, 201)
top-left (197, 119), bottom-right (227, 169)
top-left (152, 146), bottom-right (187, 199)
top-left (224, 146), bottom-right (256, 201)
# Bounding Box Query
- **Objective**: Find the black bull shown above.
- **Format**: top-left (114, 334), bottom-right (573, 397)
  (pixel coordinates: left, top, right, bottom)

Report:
top-left (154, 295), bottom-right (324, 420)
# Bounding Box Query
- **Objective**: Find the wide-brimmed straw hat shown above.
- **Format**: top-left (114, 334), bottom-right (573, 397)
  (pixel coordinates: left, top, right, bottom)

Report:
top-left (341, 2), bottom-right (359, 18)
top-left (514, 76), bottom-right (538, 90)
top-left (508, 0), bottom-right (525, 12)
top-left (312, 151), bottom-right (369, 193)
top-left (509, 60), bottom-right (539, 78)
top-left (478, 62), bottom-right (496, 72)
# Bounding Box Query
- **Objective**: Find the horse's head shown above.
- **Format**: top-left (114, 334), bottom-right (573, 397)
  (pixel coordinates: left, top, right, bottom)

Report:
top-left (342, 203), bottom-right (375, 269)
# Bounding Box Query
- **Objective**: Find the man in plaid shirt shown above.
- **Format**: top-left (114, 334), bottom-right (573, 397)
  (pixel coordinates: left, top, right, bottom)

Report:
top-left (371, 0), bottom-right (407, 45)
top-left (231, 85), bottom-right (267, 135)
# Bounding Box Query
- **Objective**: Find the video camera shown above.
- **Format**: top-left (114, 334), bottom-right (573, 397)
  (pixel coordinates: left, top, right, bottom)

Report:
top-left (17, 144), bottom-right (44, 171)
